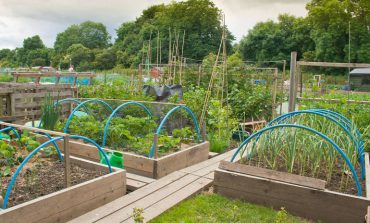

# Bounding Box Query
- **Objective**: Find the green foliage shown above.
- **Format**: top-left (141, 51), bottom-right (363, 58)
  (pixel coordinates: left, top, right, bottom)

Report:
top-left (300, 91), bottom-right (370, 151)
top-left (243, 112), bottom-right (361, 193)
top-left (41, 94), bottom-right (61, 131)
top-left (114, 0), bottom-right (234, 67)
top-left (307, 0), bottom-right (370, 63)
top-left (240, 1), bottom-right (370, 64)
top-left (239, 14), bottom-right (314, 62)
top-left (68, 115), bottom-right (105, 144)
top-left (0, 133), bottom-right (43, 177)
top-left (78, 83), bottom-right (154, 101)
top-left (207, 100), bottom-right (237, 153)
top-left (93, 49), bottom-right (117, 70)
top-left (151, 193), bottom-right (307, 223)
top-left (181, 85), bottom-right (207, 120)
top-left (9, 35), bottom-right (53, 67)
top-left (172, 127), bottom-right (194, 143)
top-left (54, 21), bottom-right (110, 53)
top-left (23, 35), bottom-right (45, 51)
top-left (275, 207), bottom-right (289, 223)
top-left (133, 208), bottom-right (144, 223)
top-left (66, 115), bottom-right (187, 157)
top-left (0, 140), bottom-right (15, 159)
top-left (17, 131), bottom-right (41, 152)
top-left (228, 83), bottom-right (273, 120)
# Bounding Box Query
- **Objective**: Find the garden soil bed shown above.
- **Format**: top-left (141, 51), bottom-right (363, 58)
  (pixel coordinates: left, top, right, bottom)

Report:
top-left (214, 159), bottom-right (370, 223)
top-left (0, 156), bottom-right (126, 223)
top-left (1, 158), bottom-right (107, 208)
top-left (38, 135), bottom-right (209, 179)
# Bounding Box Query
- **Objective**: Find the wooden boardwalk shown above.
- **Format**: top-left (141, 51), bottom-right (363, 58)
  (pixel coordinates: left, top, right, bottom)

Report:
top-left (68, 149), bottom-right (236, 223)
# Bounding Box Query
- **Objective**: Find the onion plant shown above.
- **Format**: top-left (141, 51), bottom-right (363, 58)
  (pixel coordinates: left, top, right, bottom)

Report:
top-left (41, 93), bottom-right (61, 131)
top-left (242, 113), bottom-right (361, 194)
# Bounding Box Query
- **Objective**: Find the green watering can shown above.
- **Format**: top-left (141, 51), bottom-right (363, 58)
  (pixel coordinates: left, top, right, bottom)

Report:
top-left (100, 151), bottom-right (124, 169)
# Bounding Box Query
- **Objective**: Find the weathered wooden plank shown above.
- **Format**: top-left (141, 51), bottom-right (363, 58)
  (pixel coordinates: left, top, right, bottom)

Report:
top-left (126, 173), bottom-right (155, 184)
top-left (124, 177), bottom-right (213, 223)
top-left (214, 169), bottom-right (370, 223)
top-left (219, 161), bottom-right (326, 190)
top-left (14, 110), bottom-right (42, 117)
top-left (0, 121), bottom-right (67, 136)
top-left (297, 61), bottom-right (370, 68)
top-left (12, 91), bottom-right (73, 99)
top-left (365, 153), bottom-right (370, 199)
top-left (0, 169), bottom-right (125, 223)
top-left (126, 178), bottom-right (147, 191)
top-left (367, 206), bottom-right (370, 223)
top-left (68, 171), bottom-right (187, 223)
top-left (37, 137), bottom-right (156, 177)
top-left (179, 148), bottom-right (236, 174)
top-left (208, 151), bottom-right (219, 159)
top-left (155, 142), bottom-right (209, 178)
top-left (97, 174), bottom-right (199, 222)
top-left (297, 97), bottom-right (370, 105)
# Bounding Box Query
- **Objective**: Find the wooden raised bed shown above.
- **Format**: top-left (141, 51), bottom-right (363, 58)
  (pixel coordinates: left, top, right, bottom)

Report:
top-left (214, 155), bottom-right (370, 223)
top-left (0, 83), bottom-right (77, 122)
top-left (0, 156), bottom-right (126, 223)
top-left (38, 136), bottom-right (209, 179)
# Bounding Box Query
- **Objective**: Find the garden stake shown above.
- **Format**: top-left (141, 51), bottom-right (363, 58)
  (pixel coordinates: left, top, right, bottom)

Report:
top-left (153, 133), bottom-right (158, 159)
top-left (64, 135), bottom-right (71, 187)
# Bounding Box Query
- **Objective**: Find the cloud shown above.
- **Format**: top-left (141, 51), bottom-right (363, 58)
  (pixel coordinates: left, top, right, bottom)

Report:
top-left (213, 0), bottom-right (310, 40)
top-left (0, 0), bottom-right (309, 49)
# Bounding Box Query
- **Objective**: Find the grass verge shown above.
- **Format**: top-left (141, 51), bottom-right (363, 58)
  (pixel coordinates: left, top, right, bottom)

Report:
top-left (150, 193), bottom-right (309, 223)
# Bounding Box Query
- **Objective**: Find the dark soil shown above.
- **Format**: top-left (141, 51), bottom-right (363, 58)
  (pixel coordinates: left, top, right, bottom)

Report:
top-left (1, 159), bottom-right (107, 208)
top-left (241, 156), bottom-right (365, 196)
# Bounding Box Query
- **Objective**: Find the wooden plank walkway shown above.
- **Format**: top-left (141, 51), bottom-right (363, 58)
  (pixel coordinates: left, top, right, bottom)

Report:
top-left (126, 173), bottom-right (155, 191)
top-left (68, 149), bottom-right (236, 223)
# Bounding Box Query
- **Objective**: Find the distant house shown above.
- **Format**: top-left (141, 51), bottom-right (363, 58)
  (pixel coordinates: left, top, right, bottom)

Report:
top-left (350, 68), bottom-right (370, 91)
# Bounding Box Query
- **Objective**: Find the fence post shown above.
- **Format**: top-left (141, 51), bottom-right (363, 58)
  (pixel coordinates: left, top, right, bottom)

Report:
top-left (153, 133), bottom-right (158, 159)
top-left (288, 52), bottom-right (297, 112)
top-left (64, 135), bottom-right (71, 187)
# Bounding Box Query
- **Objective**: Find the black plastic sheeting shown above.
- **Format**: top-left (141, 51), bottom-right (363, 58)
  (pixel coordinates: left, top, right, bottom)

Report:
top-left (143, 85), bottom-right (183, 102)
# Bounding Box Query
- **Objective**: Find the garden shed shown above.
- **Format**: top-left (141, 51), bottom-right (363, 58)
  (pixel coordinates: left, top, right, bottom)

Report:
top-left (350, 68), bottom-right (370, 91)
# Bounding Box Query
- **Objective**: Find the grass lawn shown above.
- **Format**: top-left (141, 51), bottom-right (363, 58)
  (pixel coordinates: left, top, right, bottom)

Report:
top-left (150, 193), bottom-right (309, 223)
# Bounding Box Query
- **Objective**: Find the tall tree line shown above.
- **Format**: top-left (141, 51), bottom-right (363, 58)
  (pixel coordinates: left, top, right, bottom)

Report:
top-left (0, 0), bottom-right (368, 71)
top-left (238, 0), bottom-right (369, 63)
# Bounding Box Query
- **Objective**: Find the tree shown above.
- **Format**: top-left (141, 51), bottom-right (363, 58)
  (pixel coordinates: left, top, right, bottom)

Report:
top-left (0, 49), bottom-right (16, 67)
top-left (54, 21), bottom-right (110, 53)
top-left (114, 0), bottom-right (233, 67)
top-left (307, 0), bottom-right (370, 63)
top-left (13, 35), bottom-right (51, 67)
top-left (93, 49), bottom-right (117, 70)
top-left (27, 48), bottom-right (52, 66)
top-left (239, 14), bottom-right (314, 62)
top-left (0, 49), bottom-right (11, 60)
top-left (23, 35), bottom-right (45, 51)
top-left (66, 44), bottom-right (93, 70)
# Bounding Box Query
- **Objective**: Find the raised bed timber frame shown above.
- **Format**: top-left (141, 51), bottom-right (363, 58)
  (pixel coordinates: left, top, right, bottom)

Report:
top-left (0, 122), bottom-right (126, 223)
top-left (214, 153), bottom-right (370, 223)
top-left (0, 83), bottom-right (77, 122)
top-left (0, 156), bottom-right (126, 223)
top-left (287, 51), bottom-right (370, 112)
top-left (39, 136), bottom-right (209, 179)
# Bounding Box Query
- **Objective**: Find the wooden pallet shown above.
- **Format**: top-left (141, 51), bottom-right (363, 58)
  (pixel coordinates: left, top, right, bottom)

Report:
top-left (68, 149), bottom-right (237, 223)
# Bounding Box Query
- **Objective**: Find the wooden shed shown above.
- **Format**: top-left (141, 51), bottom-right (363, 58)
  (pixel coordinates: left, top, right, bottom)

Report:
top-left (350, 68), bottom-right (370, 91)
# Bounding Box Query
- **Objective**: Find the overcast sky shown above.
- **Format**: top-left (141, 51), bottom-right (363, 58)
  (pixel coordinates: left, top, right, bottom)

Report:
top-left (0, 0), bottom-right (310, 49)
